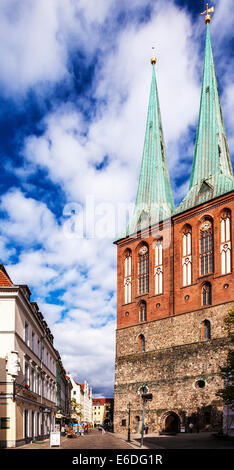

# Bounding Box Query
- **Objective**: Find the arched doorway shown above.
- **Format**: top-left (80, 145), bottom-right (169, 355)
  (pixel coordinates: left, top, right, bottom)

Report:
top-left (164, 413), bottom-right (180, 433)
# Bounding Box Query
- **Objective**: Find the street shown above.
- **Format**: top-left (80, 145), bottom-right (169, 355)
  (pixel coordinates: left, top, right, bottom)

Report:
top-left (13, 428), bottom-right (135, 450)
top-left (11, 428), bottom-right (234, 450)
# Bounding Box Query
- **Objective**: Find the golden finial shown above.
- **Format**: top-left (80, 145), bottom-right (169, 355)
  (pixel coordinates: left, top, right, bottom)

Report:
top-left (151, 46), bottom-right (157, 66)
top-left (200, 3), bottom-right (214, 24)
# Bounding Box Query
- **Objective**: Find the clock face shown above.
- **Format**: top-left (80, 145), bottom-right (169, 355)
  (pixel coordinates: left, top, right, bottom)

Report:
top-left (201, 220), bottom-right (211, 231)
top-left (139, 246), bottom-right (148, 256)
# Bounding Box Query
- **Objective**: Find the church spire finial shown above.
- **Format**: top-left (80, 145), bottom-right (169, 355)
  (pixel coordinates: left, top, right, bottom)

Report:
top-left (151, 46), bottom-right (157, 66)
top-left (200, 2), bottom-right (214, 24)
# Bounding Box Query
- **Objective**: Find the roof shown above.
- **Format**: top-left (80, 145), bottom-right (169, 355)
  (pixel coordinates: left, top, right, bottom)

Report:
top-left (93, 398), bottom-right (113, 406)
top-left (175, 23), bottom-right (234, 214)
top-left (116, 63), bottom-right (174, 241)
top-left (0, 264), bottom-right (13, 287)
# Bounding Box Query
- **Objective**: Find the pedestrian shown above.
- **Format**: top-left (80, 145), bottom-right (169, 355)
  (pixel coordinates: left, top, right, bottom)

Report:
top-left (188, 422), bottom-right (193, 434)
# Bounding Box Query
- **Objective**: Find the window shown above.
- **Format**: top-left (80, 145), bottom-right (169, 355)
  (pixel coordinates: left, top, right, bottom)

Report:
top-left (25, 322), bottom-right (29, 345)
top-left (139, 301), bottom-right (147, 322)
top-left (38, 340), bottom-right (41, 359)
top-left (25, 363), bottom-right (29, 386)
top-left (31, 369), bottom-right (35, 393)
top-left (138, 334), bottom-right (145, 352)
top-left (32, 332), bottom-right (35, 352)
top-left (37, 373), bottom-right (40, 395)
top-left (121, 419), bottom-right (126, 426)
top-left (154, 239), bottom-right (163, 294)
top-left (182, 227), bottom-right (192, 286)
top-left (200, 220), bottom-right (213, 275)
top-left (195, 379), bottom-right (206, 389)
top-left (24, 410), bottom-right (28, 438)
top-left (138, 245), bottom-right (149, 294)
top-left (201, 320), bottom-right (211, 340)
top-left (0, 418), bottom-right (10, 429)
top-left (202, 283), bottom-right (212, 306)
top-left (124, 250), bottom-right (132, 304)
top-left (221, 211), bottom-right (231, 274)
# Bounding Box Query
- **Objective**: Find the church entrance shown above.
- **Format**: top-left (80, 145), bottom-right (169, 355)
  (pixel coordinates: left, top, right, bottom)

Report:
top-left (164, 413), bottom-right (180, 433)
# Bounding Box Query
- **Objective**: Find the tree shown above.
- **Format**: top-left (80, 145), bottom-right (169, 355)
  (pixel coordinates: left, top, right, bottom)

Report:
top-left (71, 398), bottom-right (83, 422)
top-left (216, 307), bottom-right (234, 407)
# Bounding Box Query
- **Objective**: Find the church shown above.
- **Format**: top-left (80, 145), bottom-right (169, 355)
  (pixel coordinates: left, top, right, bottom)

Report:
top-left (114, 9), bottom-right (233, 433)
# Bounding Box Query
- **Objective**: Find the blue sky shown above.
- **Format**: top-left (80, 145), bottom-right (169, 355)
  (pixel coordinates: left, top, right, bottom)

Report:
top-left (0, 0), bottom-right (233, 397)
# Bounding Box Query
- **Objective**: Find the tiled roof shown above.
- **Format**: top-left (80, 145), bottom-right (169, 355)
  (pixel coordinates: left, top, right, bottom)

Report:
top-left (0, 265), bottom-right (13, 287)
top-left (93, 398), bottom-right (113, 406)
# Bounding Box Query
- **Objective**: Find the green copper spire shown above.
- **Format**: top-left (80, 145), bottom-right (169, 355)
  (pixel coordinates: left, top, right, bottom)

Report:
top-left (176, 22), bottom-right (234, 214)
top-left (120, 60), bottom-right (174, 239)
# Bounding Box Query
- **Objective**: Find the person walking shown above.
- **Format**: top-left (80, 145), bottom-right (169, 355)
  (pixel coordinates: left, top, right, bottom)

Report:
top-left (189, 422), bottom-right (193, 434)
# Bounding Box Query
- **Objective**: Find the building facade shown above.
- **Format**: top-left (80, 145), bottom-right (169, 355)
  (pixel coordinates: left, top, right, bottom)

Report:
top-left (68, 375), bottom-right (93, 424)
top-left (0, 264), bottom-right (69, 447)
top-left (55, 355), bottom-right (72, 427)
top-left (114, 17), bottom-right (233, 434)
top-left (93, 398), bottom-right (114, 427)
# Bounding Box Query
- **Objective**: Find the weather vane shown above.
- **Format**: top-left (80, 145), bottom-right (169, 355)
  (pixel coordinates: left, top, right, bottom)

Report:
top-left (200, 3), bottom-right (214, 24)
top-left (151, 46), bottom-right (157, 66)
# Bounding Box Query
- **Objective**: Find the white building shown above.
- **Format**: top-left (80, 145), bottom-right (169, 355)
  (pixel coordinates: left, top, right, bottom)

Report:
top-left (68, 375), bottom-right (93, 424)
top-left (0, 264), bottom-right (66, 447)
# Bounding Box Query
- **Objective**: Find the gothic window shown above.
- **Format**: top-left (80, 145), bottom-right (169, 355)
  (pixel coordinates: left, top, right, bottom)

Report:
top-left (138, 245), bottom-right (149, 294)
top-left (182, 227), bottom-right (192, 286)
top-left (138, 334), bottom-right (145, 352)
top-left (220, 210), bottom-right (231, 275)
top-left (139, 301), bottom-right (147, 322)
top-left (202, 282), bottom-right (212, 306)
top-left (200, 219), bottom-right (213, 275)
top-left (154, 239), bottom-right (163, 295)
top-left (201, 320), bottom-right (211, 340)
top-left (124, 250), bottom-right (132, 304)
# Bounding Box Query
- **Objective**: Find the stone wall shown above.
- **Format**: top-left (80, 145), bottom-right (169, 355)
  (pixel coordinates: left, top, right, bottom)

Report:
top-left (114, 337), bottom-right (228, 433)
top-left (114, 303), bottom-right (231, 433)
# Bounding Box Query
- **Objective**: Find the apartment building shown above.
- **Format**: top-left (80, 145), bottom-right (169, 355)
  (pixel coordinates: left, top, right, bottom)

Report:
top-left (0, 264), bottom-right (69, 447)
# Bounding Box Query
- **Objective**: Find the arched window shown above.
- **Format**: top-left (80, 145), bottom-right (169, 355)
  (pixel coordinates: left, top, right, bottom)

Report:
top-left (220, 210), bottom-right (231, 275)
top-left (138, 245), bottom-right (149, 294)
top-left (139, 301), bottom-right (147, 322)
top-left (138, 334), bottom-right (145, 352)
top-left (201, 320), bottom-right (211, 340)
top-left (202, 282), bottom-right (212, 306)
top-left (154, 239), bottom-right (163, 295)
top-left (124, 250), bottom-right (132, 304)
top-left (200, 219), bottom-right (213, 275)
top-left (182, 226), bottom-right (192, 286)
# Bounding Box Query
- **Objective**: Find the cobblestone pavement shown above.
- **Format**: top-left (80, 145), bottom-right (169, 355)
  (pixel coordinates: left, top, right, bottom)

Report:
top-left (14, 428), bottom-right (138, 450)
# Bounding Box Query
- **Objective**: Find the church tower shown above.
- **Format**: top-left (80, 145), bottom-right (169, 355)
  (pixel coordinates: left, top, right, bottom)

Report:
top-left (114, 9), bottom-right (233, 434)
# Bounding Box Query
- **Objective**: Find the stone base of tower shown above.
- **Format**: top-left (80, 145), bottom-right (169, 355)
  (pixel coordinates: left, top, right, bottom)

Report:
top-left (114, 304), bottom-right (231, 435)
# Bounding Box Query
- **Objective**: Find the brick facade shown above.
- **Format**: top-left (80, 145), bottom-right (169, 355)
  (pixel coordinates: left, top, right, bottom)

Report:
top-left (114, 192), bottom-right (234, 433)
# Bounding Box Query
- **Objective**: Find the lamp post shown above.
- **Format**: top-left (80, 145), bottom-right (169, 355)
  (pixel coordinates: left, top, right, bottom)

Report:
top-left (140, 390), bottom-right (153, 447)
top-left (127, 402), bottom-right (132, 442)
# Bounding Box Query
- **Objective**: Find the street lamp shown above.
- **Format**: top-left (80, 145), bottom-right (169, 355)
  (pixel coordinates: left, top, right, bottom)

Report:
top-left (140, 389), bottom-right (152, 448)
top-left (127, 402), bottom-right (132, 442)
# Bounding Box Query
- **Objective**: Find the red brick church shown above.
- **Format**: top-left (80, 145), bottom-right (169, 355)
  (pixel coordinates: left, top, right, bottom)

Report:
top-left (114, 11), bottom-right (233, 433)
